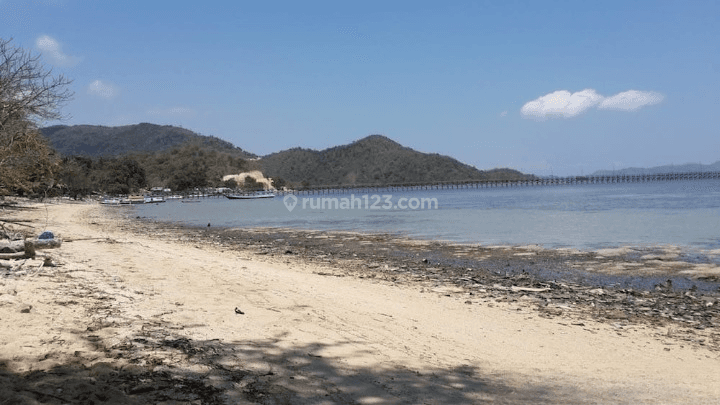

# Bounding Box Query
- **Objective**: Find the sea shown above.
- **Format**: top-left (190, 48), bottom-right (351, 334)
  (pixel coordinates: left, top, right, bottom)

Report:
top-left (133, 179), bottom-right (720, 254)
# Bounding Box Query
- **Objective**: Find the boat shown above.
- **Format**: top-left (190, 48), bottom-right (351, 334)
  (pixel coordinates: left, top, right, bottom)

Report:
top-left (226, 192), bottom-right (275, 200)
top-left (101, 198), bottom-right (121, 205)
top-left (120, 195), bottom-right (146, 204)
top-left (144, 196), bottom-right (166, 203)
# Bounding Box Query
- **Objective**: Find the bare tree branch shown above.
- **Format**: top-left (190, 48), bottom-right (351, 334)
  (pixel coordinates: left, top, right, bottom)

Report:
top-left (0, 38), bottom-right (72, 195)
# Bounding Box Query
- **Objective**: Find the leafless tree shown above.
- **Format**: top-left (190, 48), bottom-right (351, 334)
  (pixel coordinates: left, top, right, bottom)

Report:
top-left (0, 38), bottom-right (73, 195)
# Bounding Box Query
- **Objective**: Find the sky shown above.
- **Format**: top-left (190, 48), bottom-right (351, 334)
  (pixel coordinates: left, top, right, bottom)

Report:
top-left (2, 0), bottom-right (718, 176)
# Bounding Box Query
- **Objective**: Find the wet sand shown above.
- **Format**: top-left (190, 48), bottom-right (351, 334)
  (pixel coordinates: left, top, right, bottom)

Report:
top-left (0, 200), bottom-right (719, 404)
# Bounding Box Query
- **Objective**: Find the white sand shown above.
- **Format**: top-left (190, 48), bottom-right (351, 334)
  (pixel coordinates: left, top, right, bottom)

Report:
top-left (1, 202), bottom-right (718, 404)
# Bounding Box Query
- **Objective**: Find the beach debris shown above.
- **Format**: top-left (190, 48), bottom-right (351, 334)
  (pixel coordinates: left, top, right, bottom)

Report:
top-left (0, 251), bottom-right (29, 260)
top-left (38, 231), bottom-right (54, 240)
top-left (0, 240), bottom-right (27, 253)
top-left (0, 229), bottom-right (61, 273)
top-left (34, 232), bottom-right (62, 249)
top-left (0, 259), bottom-right (20, 269)
top-left (0, 229), bottom-right (19, 239)
top-left (0, 240), bottom-right (35, 259)
top-left (235, 307), bottom-right (245, 315)
top-left (510, 286), bottom-right (550, 293)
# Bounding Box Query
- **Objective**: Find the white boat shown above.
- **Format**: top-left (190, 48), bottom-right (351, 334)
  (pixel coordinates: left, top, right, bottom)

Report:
top-left (101, 198), bottom-right (121, 205)
top-left (120, 195), bottom-right (146, 204)
top-left (144, 196), bottom-right (166, 203)
top-left (226, 192), bottom-right (275, 200)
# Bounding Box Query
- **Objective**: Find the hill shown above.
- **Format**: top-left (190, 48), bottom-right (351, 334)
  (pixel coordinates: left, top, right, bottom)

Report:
top-left (591, 161), bottom-right (720, 176)
top-left (260, 135), bottom-right (533, 187)
top-left (43, 125), bottom-right (535, 193)
top-left (40, 123), bottom-right (256, 158)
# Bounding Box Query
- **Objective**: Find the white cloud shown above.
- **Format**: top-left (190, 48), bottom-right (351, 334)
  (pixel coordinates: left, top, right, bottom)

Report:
top-left (35, 35), bottom-right (80, 67)
top-left (499, 110), bottom-right (508, 117)
top-left (598, 90), bottom-right (664, 111)
top-left (87, 80), bottom-right (118, 99)
top-left (521, 89), bottom-right (603, 120)
top-left (521, 88), bottom-right (664, 119)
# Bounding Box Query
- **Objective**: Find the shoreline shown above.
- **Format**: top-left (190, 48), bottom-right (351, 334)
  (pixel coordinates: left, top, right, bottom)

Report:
top-left (132, 215), bottom-right (720, 282)
top-left (132, 181), bottom-right (720, 255)
top-left (130, 207), bottom-right (720, 289)
top-left (122, 210), bottom-right (720, 348)
top-left (1, 200), bottom-right (719, 403)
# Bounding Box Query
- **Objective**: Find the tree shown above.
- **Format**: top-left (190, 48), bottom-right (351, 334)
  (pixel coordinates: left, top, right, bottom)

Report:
top-left (103, 158), bottom-right (146, 195)
top-left (243, 176), bottom-right (263, 191)
top-left (223, 178), bottom-right (238, 189)
top-left (0, 38), bottom-right (73, 195)
top-left (167, 160), bottom-right (208, 192)
top-left (58, 156), bottom-right (92, 199)
top-left (271, 177), bottom-right (286, 190)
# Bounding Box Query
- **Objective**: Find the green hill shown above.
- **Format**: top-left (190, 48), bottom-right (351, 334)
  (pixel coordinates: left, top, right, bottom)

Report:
top-left (40, 123), bottom-right (256, 158)
top-left (260, 135), bottom-right (533, 187)
top-left (42, 124), bottom-right (534, 193)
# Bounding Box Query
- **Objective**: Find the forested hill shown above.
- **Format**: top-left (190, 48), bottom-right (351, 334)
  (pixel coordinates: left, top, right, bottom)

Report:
top-left (40, 123), bottom-right (256, 158)
top-left (42, 125), bottom-right (535, 192)
top-left (260, 135), bottom-right (534, 186)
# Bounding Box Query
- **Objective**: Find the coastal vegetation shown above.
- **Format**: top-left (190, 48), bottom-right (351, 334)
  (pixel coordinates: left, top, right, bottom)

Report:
top-left (1, 37), bottom-right (531, 197)
top-left (56, 142), bottom-right (255, 197)
top-left (41, 122), bottom-right (256, 159)
top-left (0, 38), bottom-right (72, 197)
top-left (260, 134), bottom-right (533, 187)
top-left (41, 124), bottom-right (534, 195)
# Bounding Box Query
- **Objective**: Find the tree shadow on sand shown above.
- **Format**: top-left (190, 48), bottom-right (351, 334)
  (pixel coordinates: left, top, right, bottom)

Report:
top-left (0, 322), bottom-right (620, 405)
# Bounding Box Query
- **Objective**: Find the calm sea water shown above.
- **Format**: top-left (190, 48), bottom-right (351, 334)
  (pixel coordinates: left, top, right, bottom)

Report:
top-left (133, 180), bottom-right (720, 252)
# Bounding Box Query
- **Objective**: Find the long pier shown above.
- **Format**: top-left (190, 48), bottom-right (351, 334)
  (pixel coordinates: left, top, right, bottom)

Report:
top-left (159, 171), bottom-right (720, 199)
top-left (276, 171), bottom-right (720, 196)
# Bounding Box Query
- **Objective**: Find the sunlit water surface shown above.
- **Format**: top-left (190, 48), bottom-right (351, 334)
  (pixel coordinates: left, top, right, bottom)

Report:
top-left (133, 180), bottom-right (720, 252)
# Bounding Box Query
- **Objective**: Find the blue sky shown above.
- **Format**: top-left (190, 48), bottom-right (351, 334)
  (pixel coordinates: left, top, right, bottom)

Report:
top-left (2, 0), bottom-right (718, 176)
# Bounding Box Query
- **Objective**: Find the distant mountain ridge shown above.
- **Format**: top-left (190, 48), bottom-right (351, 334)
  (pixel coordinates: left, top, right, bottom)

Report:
top-left (260, 134), bottom-right (533, 186)
top-left (41, 124), bottom-right (535, 188)
top-left (591, 161), bottom-right (720, 176)
top-left (41, 123), bottom-right (256, 158)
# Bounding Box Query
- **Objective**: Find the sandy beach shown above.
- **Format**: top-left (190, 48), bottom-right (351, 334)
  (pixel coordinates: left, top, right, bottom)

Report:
top-left (1, 201), bottom-right (719, 404)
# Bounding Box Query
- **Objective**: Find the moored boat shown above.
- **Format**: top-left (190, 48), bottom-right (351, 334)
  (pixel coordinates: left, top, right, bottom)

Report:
top-left (226, 192), bottom-right (275, 200)
top-left (101, 198), bottom-right (121, 205)
top-left (144, 196), bottom-right (166, 203)
top-left (120, 195), bottom-right (146, 204)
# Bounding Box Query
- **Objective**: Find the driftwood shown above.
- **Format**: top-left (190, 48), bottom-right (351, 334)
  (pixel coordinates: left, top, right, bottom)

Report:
top-left (0, 259), bottom-right (21, 268)
top-left (0, 219), bottom-right (35, 228)
top-left (0, 238), bottom-right (58, 256)
top-left (0, 254), bottom-right (52, 270)
top-left (0, 251), bottom-right (32, 260)
top-left (0, 236), bottom-right (59, 270)
top-left (0, 240), bottom-right (27, 253)
top-left (510, 286), bottom-right (551, 293)
top-left (0, 240), bottom-right (36, 255)
top-left (0, 219), bottom-right (33, 223)
top-left (34, 239), bottom-right (61, 249)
